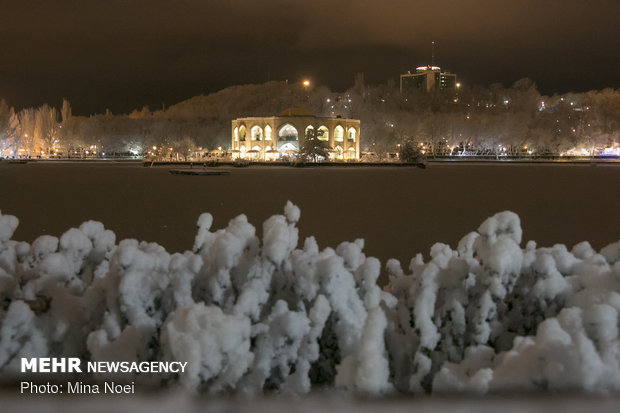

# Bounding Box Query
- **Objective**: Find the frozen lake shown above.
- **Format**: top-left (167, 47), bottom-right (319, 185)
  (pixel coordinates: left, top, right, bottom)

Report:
top-left (1, 161), bottom-right (618, 279)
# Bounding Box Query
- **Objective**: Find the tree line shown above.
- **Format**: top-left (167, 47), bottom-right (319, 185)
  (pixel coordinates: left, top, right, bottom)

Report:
top-left (1, 78), bottom-right (619, 159)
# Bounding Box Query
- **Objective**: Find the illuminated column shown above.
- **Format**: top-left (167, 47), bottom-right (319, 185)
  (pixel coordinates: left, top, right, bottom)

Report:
top-left (231, 121), bottom-right (236, 150)
top-left (356, 125), bottom-right (360, 159)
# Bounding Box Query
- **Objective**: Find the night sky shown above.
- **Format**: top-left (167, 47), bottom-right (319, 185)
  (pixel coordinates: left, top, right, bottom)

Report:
top-left (1, 0), bottom-right (619, 115)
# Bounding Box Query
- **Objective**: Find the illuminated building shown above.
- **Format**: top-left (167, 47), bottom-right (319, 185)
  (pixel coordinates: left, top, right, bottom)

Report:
top-left (400, 65), bottom-right (457, 93)
top-left (231, 107), bottom-right (360, 161)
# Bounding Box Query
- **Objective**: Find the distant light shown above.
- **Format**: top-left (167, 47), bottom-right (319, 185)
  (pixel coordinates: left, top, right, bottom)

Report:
top-left (416, 66), bottom-right (441, 71)
top-left (152, 146), bottom-right (157, 150)
top-left (456, 83), bottom-right (461, 88)
top-left (302, 80), bottom-right (310, 87)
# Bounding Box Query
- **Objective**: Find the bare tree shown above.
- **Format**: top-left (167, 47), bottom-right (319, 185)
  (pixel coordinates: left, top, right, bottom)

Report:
top-left (36, 104), bottom-right (59, 155)
top-left (173, 136), bottom-right (196, 161)
top-left (18, 108), bottom-right (37, 156)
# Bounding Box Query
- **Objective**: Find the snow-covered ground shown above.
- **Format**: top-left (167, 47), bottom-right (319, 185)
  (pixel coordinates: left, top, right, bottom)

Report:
top-left (1, 162), bottom-right (619, 276)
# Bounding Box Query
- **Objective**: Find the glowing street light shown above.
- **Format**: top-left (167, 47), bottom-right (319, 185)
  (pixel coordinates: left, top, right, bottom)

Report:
top-left (302, 80), bottom-right (310, 87)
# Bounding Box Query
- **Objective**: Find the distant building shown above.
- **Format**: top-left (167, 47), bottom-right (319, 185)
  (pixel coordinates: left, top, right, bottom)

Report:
top-left (400, 65), bottom-right (457, 93)
top-left (231, 107), bottom-right (360, 161)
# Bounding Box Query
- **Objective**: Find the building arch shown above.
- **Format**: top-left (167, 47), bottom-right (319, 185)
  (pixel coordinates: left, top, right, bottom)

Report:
top-left (347, 127), bottom-right (357, 142)
top-left (334, 125), bottom-right (344, 142)
top-left (265, 125), bottom-right (272, 141)
top-left (333, 145), bottom-right (344, 160)
top-left (347, 147), bottom-right (356, 159)
top-left (279, 142), bottom-right (298, 156)
top-left (248, 144), bottom-right (262, 160)
top-left (234, 127), bottom-right (239, 142)
top-left (318, 125), bottom-right (329, 141)
top-left (251, 125), bottom-right (263, 141)
top-left (278, 124), bottom-right (299, 150)
top-left (265, 144), bottom-right (278, 161)
top-left (239, 125), bottom-right (247, 142)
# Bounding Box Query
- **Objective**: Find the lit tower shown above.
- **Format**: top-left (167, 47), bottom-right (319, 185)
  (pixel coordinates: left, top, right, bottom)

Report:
top-left (400, 41), bottom-right (457, 93)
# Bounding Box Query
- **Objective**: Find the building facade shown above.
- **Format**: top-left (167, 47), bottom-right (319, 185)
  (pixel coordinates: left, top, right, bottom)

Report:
top-left (231, 107), bottom-right (360, 161)
top-left (400, 65), bottom-right (457, 93)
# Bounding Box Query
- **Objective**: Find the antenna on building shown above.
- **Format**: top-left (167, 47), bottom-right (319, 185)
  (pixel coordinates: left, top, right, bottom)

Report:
top-left (431, 41), bottom-right (436, 67)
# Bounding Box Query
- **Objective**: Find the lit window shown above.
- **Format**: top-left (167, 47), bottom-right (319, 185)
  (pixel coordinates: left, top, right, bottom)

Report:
top-left (265, 125), bottom-right (272, 140)
top-left (251, 125), bottom-right (262, 141)
top-left (334, 125), bottom-right (344, 141)
top-left (318, 126), bottom-right (329, 141)
top-left (347, 127), bottom-right (356, 142)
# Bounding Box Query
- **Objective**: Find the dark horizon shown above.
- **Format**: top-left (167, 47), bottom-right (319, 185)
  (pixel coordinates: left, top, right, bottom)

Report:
top-left (1, 0), bottom-right (619, 116)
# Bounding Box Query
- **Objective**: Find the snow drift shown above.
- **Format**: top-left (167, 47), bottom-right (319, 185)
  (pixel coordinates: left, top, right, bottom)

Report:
top-left (1, 204), bottom-right (619, 395)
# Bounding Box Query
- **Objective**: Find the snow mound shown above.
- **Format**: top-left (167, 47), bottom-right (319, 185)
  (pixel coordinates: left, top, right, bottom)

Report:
top-left (0, 207), bottom-right (619, 395)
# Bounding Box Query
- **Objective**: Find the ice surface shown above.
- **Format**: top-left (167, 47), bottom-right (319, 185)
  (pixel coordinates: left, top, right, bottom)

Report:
top-left (0, 207), bottom-right (619, 395)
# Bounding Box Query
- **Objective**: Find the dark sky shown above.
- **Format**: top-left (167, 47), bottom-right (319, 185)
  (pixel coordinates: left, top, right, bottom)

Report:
top-left (1, 0), bottom-right (619, 115)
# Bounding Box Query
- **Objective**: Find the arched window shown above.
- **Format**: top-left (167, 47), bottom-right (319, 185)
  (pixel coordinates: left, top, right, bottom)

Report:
top-left (279, 142), bottom-right (298, 155)
top-left (265, 144), bottom-right (278, 160)
top-left (318, 126), bottom-right (329, 141)
top-left (234, 127), bottom-right (239, 141)
top-left (334, 125), bottom-right (344, 141)
top-left (251, 125), bottom-right (262, 141)
top-left (305, 125), bottom-right (314, 139)
top-left (347, 147), bottom-right (356, 159)
top-left (278, 123), bottom-right (299, 142)
top-left (332, 145), bottom-right (344, 160)
top-left (249, 145), bottom-right (262, 160)
top-left (348, 127), bottom-right (356, 142)
top-left (239, 125), bottom-right (246, 142)
top-left (277, 123), bottom-right (299, 152)
top-left (265, 125), bottom-right (272, 141)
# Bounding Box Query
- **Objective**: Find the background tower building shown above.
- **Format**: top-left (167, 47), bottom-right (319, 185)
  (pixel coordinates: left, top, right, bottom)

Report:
top-left (400, 66), bottom-right (457, 93)
top-left (400, 42), bottom-right (457, 93)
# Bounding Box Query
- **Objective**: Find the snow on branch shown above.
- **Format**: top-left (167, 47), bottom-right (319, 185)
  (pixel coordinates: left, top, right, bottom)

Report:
top-left (0, 205), bottom-right (619, 395)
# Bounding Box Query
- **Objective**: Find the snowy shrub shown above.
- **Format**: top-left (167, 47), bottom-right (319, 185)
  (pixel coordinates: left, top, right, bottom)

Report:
top-left (0, 207), bottom-right (619, 395)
